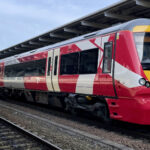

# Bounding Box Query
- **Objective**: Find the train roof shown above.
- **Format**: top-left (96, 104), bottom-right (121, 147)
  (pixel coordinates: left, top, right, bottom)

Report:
top-left (1, 18), bottom-right (150, 63)
top-left (1, 18), bottom-right (150, 64)
top-left (0, 0), bottom-right (150, 59)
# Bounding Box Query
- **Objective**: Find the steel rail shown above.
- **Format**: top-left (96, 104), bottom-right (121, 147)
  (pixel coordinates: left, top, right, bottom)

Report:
top-left (0, 117), bottom-right (62, 150)
top-left (0, 103), bottom-right (133, 150)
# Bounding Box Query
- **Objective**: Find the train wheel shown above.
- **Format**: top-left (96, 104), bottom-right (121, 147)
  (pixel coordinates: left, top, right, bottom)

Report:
top-left (65, 102), bottom-right (77, 115)
top-left (94, 103), bottom-right (111, 123)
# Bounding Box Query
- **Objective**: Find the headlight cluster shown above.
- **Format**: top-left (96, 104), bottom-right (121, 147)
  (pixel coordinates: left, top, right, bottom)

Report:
top-left (139, 78), bottom-right (150, 88)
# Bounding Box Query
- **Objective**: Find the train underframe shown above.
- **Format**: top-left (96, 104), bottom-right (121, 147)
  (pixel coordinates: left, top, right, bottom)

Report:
top-left (0, 88), bottom-right (110, 122)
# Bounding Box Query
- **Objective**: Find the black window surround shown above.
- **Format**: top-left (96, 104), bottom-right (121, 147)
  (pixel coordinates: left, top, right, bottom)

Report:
top-left (60, 48), bottom-right (98, 75)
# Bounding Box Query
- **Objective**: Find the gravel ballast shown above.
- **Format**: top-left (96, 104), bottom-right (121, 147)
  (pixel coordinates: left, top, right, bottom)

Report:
top-left (0, 100), bottom-right (149, 150)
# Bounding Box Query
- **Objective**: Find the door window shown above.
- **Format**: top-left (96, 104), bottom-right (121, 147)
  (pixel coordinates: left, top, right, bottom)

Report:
top-left (47, 57), bottom-right (51, 76)
top-left (54, 56), bottom-right (58, 75)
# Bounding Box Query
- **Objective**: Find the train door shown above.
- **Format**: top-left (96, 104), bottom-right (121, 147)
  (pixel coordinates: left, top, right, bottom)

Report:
top-left (46, 50), bottom-right (53, 91)
top-left (99, 33), bottom-right (117, 97)
top-left (51, 48), bottom-right (60, 92)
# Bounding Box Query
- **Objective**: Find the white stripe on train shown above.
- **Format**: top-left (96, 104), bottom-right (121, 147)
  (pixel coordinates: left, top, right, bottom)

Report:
top-left (114, 61), bottom-right (142, 88)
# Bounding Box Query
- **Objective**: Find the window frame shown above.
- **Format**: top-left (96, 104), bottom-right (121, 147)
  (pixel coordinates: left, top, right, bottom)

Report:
top-left (102, 41), bottom-right (113, 74)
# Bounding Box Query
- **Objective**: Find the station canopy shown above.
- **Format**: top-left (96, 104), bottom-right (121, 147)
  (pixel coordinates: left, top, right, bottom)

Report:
top-left (1, 0), bottom-right (150, 59)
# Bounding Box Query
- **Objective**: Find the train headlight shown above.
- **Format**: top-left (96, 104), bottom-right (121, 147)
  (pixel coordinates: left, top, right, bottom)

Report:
top-left (145, 81), bottom-right (150, 88)
top-left (139, 78), bottom-right (146, 86)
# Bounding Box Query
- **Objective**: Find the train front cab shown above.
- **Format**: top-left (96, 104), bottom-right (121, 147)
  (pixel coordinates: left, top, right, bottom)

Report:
top-left (107, 23), bottom-right (150, 125)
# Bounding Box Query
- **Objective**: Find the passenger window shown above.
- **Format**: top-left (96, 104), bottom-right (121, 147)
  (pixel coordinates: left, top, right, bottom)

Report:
top-left (60, 52), bottom-right (79, 75)
top-left (35, 59), bottom-right (46, 76)
top-left (54, 56), bottom-right (58, 75)
top-left (25, 61), bottom-right (36, 76)
top-left (79, 48), bottom-right (98, 74)
top-left (47, 57), bottom-right (51, 76)
top-left (102, 42), bottom-right (113, 73)
top-left (4, 58), bottom-right (46, 77)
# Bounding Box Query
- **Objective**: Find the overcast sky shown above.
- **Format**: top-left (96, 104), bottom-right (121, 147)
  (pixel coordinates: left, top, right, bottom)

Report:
top-left (0, 0), bottom-right (120, 50)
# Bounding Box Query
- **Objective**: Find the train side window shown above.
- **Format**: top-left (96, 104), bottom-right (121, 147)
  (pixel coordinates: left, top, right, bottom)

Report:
top-left (15, 63), bottom-right (24, 77)
top-left (4, 58), bottom-right (46, 77)
top-left (54, 56), bottom-right (58, 75)
top-left (5, 65), bottom-right (15, 77)
top-left (35, 59), bottom-right (46, 76)
top-left (102, 42), bottom-right (113, 73)
top-left (47, 57), bottom-right (51, 76)
top-left (60, 52), bottom-right (79, 75)
top-left (79, 48), bottom-right (98, 74)
top-left (24, 61), bottom-right (35, 77)
top-left (4, 66), bottom-right (9, 77)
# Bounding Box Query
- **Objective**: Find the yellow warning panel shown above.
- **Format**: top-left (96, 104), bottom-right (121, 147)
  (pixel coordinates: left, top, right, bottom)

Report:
top-left (144, 71), bottom-right (150, 81)
top-left (133, 25), bottom-right (150, 32)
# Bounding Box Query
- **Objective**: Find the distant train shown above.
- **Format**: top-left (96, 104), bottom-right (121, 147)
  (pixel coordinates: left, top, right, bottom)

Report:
top-left (0, 18), bottom-right (150, 125)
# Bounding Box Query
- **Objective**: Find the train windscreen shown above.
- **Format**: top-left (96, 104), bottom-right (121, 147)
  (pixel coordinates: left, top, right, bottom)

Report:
top-left (134, 32), bottom-right (150, 70)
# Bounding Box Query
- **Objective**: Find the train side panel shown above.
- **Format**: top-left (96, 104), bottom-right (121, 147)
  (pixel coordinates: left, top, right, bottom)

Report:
top-left (95, 33), bottom-right (116, 97)
top-left (23, 52), bottom-right (48, 91)
top-left (3, 58), bottom-right (25, 89)
top-left (58, 33), bottom-right (117, 96)
top-left (58, 44), bottom-right (80, 93)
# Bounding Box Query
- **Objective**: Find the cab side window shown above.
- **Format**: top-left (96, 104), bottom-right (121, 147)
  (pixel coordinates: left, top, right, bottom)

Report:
top-left (103, 42), bottom-right (113, 73)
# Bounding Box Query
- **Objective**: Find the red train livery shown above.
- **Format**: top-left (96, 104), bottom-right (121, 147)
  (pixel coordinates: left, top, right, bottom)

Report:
top-left (0, 19), bottom-right (150, 125)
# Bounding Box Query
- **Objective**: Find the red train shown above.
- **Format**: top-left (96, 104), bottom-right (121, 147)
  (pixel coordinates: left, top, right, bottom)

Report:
top-left (0, 19), bottom-right (150, 124)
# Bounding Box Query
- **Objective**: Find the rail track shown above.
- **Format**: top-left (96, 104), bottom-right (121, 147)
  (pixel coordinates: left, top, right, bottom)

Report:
top-left (1, 98), bottom-right (150, 149)
top-left (0, 99), bottom-right (133, 150)
top-left (2, 98), bottom-right (150, 141)
top-left (0, 117), bottom-right (61, 150)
